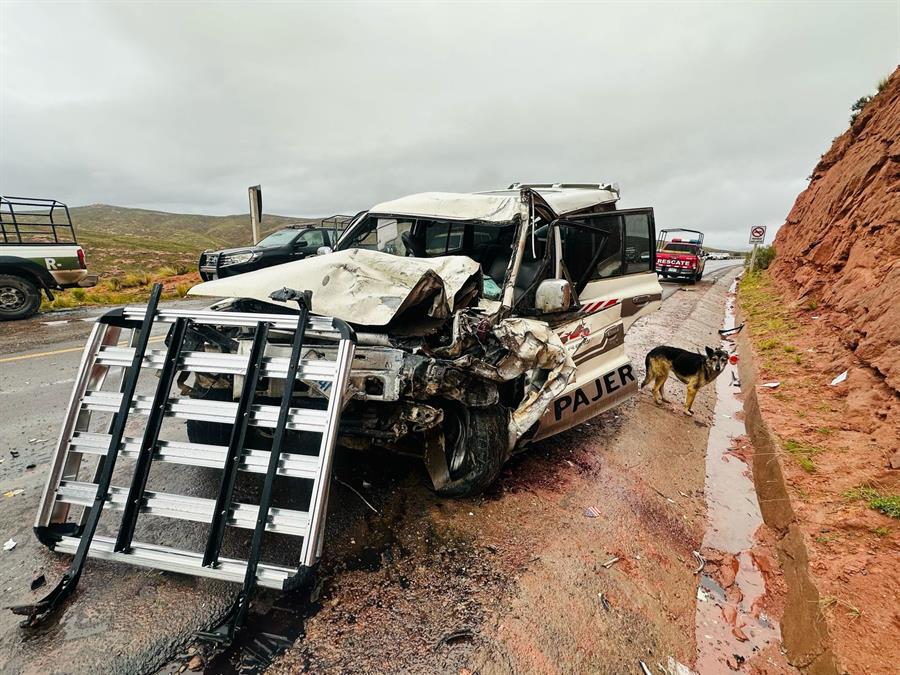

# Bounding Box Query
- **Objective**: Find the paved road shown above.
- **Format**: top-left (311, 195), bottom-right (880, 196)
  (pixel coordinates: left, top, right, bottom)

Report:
top-left (0, 260), bottom-right (741, 673)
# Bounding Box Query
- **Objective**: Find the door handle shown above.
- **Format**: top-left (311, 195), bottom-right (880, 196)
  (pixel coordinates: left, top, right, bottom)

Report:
top-left (633, 295), bottom-right (650, 305)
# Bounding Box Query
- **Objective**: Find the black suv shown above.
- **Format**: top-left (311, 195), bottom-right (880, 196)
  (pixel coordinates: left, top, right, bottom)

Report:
top-left (198, 225), bottom-right (334, 281)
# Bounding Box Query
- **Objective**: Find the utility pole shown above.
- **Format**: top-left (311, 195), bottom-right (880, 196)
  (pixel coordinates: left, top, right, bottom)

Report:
top-left (248, 185), bottom-right (262, 245)
top-left (749, 243), bottom-right (758, 272)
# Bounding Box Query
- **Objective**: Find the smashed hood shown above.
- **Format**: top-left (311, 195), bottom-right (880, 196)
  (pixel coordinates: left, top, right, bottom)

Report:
top-left (188, 248), bottom-right (483, 331)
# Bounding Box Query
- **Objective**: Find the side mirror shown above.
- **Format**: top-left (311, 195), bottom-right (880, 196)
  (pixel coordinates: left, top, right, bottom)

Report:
top-left (535, 279), bottom-right (572, 313)
top-left (317, 246), bottom-right (333, 256)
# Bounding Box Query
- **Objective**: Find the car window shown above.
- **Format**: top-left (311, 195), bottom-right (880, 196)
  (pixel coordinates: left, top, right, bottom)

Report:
top-left (661, 243), bottom-right (699, 254)
top-left (256, 229), bottom-right (301, 248)
top-left (297, 229), bottom-right (325, 248)
top-left (338, 215), bottom-right (517, 269)
top-left (425, 222), bottom-right (466, 255)
top-left (557, 214), bottom-right (623, 290)
top-left (623, 212), bottom-right (653, 273)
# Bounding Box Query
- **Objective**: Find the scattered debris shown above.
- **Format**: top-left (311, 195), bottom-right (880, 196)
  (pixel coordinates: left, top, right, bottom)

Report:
top-left (759, 381), bottom-right (780, 388)
top-left (601, 556), bottom-right (620, 569)
top-left (731, 624), bottom-right (749, 642)
top-left (890, 452), bottom-right (900, 470)
top-left (665, 656), bottom-right (697, 675)
top-left (583, 505), bottom-right (601, 518)
top-left (436, 628), bottom-right (474, 648)
top-left (598, 592), bottom-right (610, 611)
top-left (334, 476), bottom-right (379, 514)
top-left (26, 464), bottom-right (36, 470)
top-left (730, 371), bottom-right (740, 387)
top-left (830, 370), bottom-right (848, 386)
top-left (692, 550), bottom-right (706, 574)
top-left (187, 654), bottom-right (204, 671)
top-left (639, 661), bottom-right (653, 675)
top-left (718, 323), bottom-right (744, 337)
top-left (10, 451), bottom-right (19, 458)
top-left (3, 489), bottom-right (24, 498)
top-left (30, 574), bottom-right (46, 591)
top-left (3, 539), bottom-right (17, 551)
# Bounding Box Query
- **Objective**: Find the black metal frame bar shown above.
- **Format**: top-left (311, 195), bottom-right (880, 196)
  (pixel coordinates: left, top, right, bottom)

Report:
top-left (202, 321), bottom-right (271, 567)
top-left (16, 284), bottom-right (163, 625)
top-left (0, 196), bottom-right (77, 245)
top-left (199, 302), bottom-right (310, 645)
top-left (235, 302), bottom-right (309, 629)
top-left (114, 316), bottom-right (190, 553)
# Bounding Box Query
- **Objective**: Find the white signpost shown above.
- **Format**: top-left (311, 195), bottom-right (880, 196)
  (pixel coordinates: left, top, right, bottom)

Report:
top-left (749, 225), bottom-right (767, 271)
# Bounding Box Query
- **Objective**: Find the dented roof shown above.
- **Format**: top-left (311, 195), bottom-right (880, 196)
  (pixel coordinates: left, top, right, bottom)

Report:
top-left (368, 185), bottom-right (619, 222)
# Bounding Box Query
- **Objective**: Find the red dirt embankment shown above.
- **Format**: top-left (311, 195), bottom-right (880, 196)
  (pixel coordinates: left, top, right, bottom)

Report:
top-left (770, 67), bottom-right (900, 394)
top-left (750, 67), bottom-right (900, 674)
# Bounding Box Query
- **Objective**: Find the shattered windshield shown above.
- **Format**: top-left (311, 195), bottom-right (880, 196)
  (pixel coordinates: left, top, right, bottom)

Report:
top-left (338, 215), bottom-right (518, 287)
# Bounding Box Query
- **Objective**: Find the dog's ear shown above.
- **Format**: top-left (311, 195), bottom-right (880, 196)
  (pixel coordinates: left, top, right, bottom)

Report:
top-left (705, 346), bottom-right (715, 357)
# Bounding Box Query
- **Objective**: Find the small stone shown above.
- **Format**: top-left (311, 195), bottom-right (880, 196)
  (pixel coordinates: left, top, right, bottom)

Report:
top-left (889, 452), bottom-right (900, 470)
top-left (731, 625), bottom-right (749, 642)
top-left (187, 655), bottom-right (203, 671)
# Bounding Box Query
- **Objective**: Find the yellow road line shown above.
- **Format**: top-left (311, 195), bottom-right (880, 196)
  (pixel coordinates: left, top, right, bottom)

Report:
top-left (1, 335), bottom-right (166, 364)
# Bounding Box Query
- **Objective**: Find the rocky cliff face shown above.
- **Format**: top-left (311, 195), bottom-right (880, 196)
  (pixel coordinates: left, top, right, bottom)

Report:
top-left (771, 67), bottom-right (900, 393)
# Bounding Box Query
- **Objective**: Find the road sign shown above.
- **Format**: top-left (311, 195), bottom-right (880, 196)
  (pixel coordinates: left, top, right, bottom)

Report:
top-left (749, 225), bottom-right (766, 244)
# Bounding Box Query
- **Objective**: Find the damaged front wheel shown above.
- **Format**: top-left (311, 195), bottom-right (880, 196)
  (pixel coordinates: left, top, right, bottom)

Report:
top-left (428, 405), bottom-right (508, 497)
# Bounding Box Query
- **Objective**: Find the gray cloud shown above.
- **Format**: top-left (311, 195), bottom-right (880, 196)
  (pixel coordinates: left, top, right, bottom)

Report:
top-left (1, 0), bottom-right (897, 248)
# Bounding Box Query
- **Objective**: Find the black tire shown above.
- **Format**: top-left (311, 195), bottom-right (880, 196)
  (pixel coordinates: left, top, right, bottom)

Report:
top-left (0, 274), bottom-right (41, 321)
top-left (186, 386), bottom-right (234, 446)
top-left (433, 406), bottom-right (508, 497)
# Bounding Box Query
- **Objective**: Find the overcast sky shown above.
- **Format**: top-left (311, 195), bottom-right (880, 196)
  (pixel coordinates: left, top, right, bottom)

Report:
top-left (1, 1), bottom-right (897, 248)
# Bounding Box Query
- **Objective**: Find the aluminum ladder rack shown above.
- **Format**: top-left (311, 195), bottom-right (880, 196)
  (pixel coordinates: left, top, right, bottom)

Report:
top-left (14, 284), bottom-right (356, 643)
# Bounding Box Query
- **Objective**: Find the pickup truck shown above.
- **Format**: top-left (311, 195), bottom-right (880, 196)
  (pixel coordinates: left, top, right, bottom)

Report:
top-left (0, 196), bottom-right (98, 320)
top-left (198, 221), bottom-right (352, 281)
top-left (655, 228), bottom-right (705, 283)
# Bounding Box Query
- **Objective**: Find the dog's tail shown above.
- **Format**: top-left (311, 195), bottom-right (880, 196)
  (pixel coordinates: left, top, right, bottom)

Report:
top-left (640, 351), bottom-right (652, 389)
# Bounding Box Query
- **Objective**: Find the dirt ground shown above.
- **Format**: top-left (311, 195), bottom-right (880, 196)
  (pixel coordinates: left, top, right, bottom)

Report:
top-left (257, 270), bottom-right (756, 675)
top-left (737, 272), bottom-right (899, 675)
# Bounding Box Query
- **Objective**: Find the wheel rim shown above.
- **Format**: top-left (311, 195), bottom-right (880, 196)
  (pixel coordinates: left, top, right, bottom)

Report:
top-left (0, 286), bottom-right (27, 312)
top-left (444, 409), bottom-right (468, 474)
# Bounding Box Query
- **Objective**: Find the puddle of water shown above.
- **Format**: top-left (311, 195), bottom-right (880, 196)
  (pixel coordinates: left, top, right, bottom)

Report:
top-left (695, 279), bottom-right (780, 672)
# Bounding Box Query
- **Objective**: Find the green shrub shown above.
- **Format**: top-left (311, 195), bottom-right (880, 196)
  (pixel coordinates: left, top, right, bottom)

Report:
top-left (155, 266), bottom-right (179, 278)
top-left (850, 95), bottom-right (872, 123)
top-left (70, 288), bottom-right (86, 301)
top-left (746, 244), bottom-right (776, 271)
top-left (120, 272), bottom-right (151, 288)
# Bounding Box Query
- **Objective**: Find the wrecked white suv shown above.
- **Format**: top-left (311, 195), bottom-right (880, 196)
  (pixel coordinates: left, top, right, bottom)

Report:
top-left (186, 183), bottom-right (662, 495)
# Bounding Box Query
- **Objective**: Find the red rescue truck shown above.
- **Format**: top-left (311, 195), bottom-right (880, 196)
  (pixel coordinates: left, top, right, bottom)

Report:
top-left (655, 228), bottom-right (706, 283)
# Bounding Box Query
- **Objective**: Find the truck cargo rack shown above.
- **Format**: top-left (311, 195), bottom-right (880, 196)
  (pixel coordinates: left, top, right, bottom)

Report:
top-left (13, 284), bottom-right (356, 644)
top-left (0, 195), bottom-right (77, 245)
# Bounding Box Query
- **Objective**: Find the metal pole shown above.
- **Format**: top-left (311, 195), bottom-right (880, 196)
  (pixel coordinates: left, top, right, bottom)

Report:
top-left (749, 243), bottom-right (758, 273)
top-left (248, 185), bottom-right (262, 245)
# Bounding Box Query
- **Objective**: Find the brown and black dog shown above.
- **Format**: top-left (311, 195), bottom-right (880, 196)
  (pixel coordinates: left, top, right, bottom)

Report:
top-left (640, 345), bottom-right (729, 415)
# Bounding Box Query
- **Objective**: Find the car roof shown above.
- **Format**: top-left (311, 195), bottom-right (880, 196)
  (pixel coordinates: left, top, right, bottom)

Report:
top-left (368, 184), bottom-right (619, 222)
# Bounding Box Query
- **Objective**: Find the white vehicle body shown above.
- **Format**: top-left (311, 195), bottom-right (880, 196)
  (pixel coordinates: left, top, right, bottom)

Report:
top-left (188, 183), bottom-right (662, 494)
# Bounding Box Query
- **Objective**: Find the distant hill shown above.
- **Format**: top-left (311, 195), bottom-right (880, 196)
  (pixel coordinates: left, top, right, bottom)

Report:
top-left (70, 204), bottom-right (315, 275)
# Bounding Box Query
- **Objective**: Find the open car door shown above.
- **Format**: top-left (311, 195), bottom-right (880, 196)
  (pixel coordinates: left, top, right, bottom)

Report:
top-left (530, 208), bottom-right (662, 440)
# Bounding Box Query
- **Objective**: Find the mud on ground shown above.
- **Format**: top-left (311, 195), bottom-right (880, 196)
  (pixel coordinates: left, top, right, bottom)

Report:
top-left (265, 272), bottom-right (743, 675)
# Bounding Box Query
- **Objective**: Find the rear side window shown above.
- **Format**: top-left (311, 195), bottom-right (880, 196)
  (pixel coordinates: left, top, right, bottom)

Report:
top-left (425, 222), bottom-right (466, 255)
top-left (558, 214), bottom-right (623, 290)
top-left (623, 212), bottom-right (653, 273)
top-left (298, 229), bottom-right (325, 248)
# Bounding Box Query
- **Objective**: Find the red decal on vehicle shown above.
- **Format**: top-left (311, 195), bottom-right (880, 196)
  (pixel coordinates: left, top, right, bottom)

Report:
top-left (580, 298), bottom-right (619, 315)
